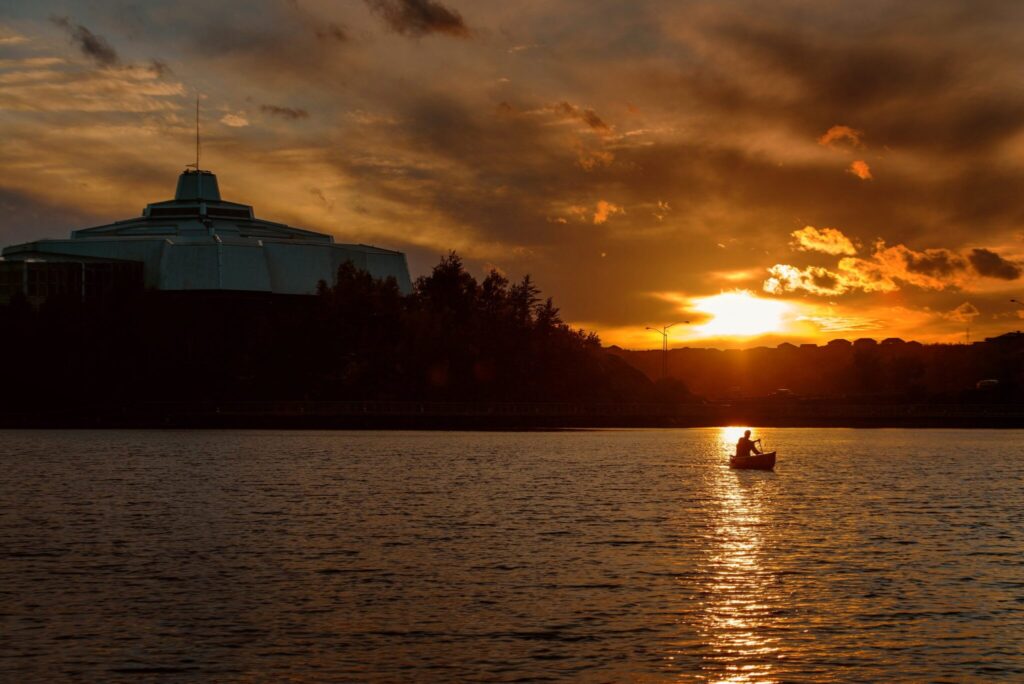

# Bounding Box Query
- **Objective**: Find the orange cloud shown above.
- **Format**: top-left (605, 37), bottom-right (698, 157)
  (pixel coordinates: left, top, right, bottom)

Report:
top-left (766, 241), bottom-right (1022, 296)
top-left (0, 25), bottom-right (29, 46)
top-left (0, 62), bottom-right (183, 112)
top-left (944, 302), bottom-right (980, 322)
top-left (550, 101), bottom-right (611, 135)
top-left (818, 125), bottom-right (863, 147)
top-left (848, 159), bottom-right (872, 180)
top-left (593, 200), bottom-right (622, 224)
top-left (220, 112), bottom-right (249, 127)
top-left (576, 146), bottom-right (614, 170)
top-left (790, 225), bottom-right (857, 255)
top-left (764, 263), bottom-right (894, 296)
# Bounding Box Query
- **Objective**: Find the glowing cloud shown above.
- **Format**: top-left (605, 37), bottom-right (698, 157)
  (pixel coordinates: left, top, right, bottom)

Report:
top-left (848, 160), bottom-right (872, 180)
top-left (818, 125), bottom-right (863, 147)
top-left (790, 225), bottom-right (857, 255)
top-left (593, 200), bottom-right (622, 224)
top-left (764, 264), bottom-right (861, 296)
top-left (945, 302), bottom-right (980, 322)
top-left (220, 113), bottom-right (249, 127)
top-left (765, 241), bottom-right (1022, 297)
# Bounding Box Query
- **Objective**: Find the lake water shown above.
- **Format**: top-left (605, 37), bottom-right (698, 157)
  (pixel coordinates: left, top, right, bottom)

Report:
top-left (1, 429), bottom-right (1022, 682)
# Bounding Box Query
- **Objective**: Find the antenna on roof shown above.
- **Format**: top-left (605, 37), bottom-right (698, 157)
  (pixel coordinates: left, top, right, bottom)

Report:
top-left (186, 93), bottom-right (201, 172)
top-left (195, 95), bottom-right (200, 171)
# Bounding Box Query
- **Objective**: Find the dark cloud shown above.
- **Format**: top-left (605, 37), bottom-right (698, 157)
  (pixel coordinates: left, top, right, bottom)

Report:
top-left (261, 104), bottom-right (310, 120)
top-left (969, 248), bottom-right (1022, 280)
top-left (365, 0), bottom-right (469, 37)
top-left (314, 23), bottom-right (348, 42)
top-left (552, 102), bottom-right (610, 133)
top-left (717, 21), bottom-right (951, 113)
top-left (674, 8), bottom-right (1024, 158)
top-left (902, 248), bottom-right (964, 278)
top-left (149, 59), bottom-right (171, 78)
top-left (283, 0), bottom-right (348, 42)
top-left (812, 271), bottom-right (839, 291)
top-left (49, 16), bottom-right (121, 67)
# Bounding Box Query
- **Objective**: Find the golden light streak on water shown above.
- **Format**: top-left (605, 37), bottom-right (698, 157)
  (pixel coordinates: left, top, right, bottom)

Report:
top-left (693, 428), bottom-right (781, 683)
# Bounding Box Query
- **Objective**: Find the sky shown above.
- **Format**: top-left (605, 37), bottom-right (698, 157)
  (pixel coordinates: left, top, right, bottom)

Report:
top-left (2, 0), bottom-right (1024, 349)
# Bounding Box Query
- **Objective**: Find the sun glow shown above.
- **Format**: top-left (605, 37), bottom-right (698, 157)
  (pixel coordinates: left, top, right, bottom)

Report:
top-left (692, 291), bottom-right (793, 338)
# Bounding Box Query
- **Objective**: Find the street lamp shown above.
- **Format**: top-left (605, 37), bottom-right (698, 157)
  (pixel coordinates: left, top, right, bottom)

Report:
top-left (646, 322), bottom-right (689, 380)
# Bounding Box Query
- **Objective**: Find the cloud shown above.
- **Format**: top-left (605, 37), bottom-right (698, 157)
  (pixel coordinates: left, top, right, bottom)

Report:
top-left (945, 301), bottom-right (980, 322)
top-left (766, 241), bottom-right (1022, 296)
top-left (49, 16), bottom-right (120, 67)
top-left (968, 248), bottom-right (1022, 280)
top-left (283, 0), bottom-right (348, 42)
top-left (575, 146), bottom-right (613, 170)
top-left (220, 112), bottom-right (249, 127)
top-left (0, 25), bottom-right (29, 46)
top-left (818, 125), bottom-right (863, 147)
top-left (848, 159), bottom-right (872, 180)
top-left (365, 0), bottom-right (469, 37)
top-left (261, 104), bottom-right (309, 120)
top-left (653, 200), bottom-right (670, 221)
top-left (790, 226), bottom-right (857, 255)
top-left (593, 200), bottom-right (622, 225)
top-left (314, 23), bottom-right (348, 42)
top-left (764, 264), bottom-right (856, 296)
top-left (796, 313), bottom-right (882, 333)
top-left (148, 59), bottom-right (171, 78)
top-left (871, 242), bottom-right (970, 287)
top-left (551, 101), bottom-right (610, 134)
top-left (0, 62), bottom-right (184, 112)
top-left (0, 57), bottom-right (64, 69)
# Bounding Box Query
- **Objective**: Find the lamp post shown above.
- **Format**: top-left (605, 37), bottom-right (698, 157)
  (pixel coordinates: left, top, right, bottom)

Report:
top-left (646, 322), bottom-right (689, 380)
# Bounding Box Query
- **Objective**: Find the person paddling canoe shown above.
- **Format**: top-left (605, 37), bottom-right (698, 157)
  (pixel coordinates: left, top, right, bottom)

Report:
top-left (735, 430), bottom-right (763, 458)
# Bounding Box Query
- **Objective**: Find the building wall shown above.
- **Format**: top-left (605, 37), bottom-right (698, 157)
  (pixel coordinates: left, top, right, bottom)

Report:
top-left (0, 260), bottom-right (143, 306)
top-left (4, 238), bottom-right (412, 295)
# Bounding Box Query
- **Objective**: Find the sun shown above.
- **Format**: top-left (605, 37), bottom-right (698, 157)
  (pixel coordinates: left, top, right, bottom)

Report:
top-left (692, 290), bottom-right (792, 338)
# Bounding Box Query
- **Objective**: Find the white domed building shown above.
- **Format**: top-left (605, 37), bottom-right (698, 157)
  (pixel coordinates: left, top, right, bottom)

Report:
top-left (1, 169), bottom-right (411, 301)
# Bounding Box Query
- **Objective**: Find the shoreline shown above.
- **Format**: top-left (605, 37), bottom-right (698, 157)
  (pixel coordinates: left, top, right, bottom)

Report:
top-left (3, 401), bottom-right (1023, 429)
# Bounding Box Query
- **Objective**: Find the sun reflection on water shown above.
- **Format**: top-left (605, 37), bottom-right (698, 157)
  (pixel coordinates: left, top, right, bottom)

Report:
top-left (694, 427), bottom-right (781, 683)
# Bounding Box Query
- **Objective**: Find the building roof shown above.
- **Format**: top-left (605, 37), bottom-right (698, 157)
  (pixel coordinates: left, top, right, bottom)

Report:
top-left (2, 169), bottom-right (412, 294)
top-left (69, 169), bottom-right (336, 244)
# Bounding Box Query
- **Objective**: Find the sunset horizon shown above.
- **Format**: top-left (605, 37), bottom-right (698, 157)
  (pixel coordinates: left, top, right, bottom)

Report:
top-left (5, 2), bottom-right (1024, 349)
top-left (3, 3), bottom-right (1024, 682)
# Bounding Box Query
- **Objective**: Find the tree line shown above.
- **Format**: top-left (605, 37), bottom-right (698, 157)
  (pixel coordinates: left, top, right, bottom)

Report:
top-left (610, 335), bottom-right (1024, 403)
top-left (0, 253), bottom-right (687, 409)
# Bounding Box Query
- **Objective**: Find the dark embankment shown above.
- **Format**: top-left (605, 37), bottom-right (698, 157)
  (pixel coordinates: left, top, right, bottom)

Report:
top-left (3, 252), bottom-right (1022, 428)
top-left (3, 400), bottom-right (1023, 429)
top-left (0, 254), bottom-right (689, 428)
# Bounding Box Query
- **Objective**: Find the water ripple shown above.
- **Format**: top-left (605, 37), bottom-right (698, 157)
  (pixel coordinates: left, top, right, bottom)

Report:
top-left (1, 428), bottom-right (1023, 681)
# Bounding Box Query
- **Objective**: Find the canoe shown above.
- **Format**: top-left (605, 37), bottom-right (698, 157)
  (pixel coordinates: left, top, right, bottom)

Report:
top-left (729, 451), bottom-right (776, 470)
